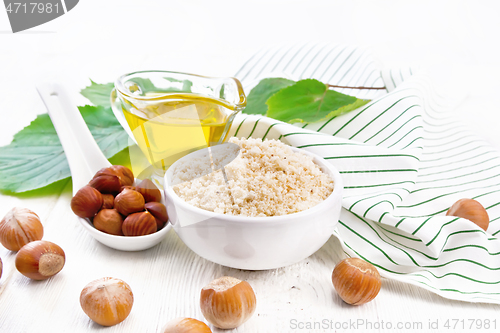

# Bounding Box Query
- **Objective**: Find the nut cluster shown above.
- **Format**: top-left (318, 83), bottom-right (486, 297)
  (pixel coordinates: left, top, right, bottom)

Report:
top-left (70, 165), bottom-right (168, 236)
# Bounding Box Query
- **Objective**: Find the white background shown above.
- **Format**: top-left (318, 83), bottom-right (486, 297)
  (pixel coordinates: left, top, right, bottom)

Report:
top-left (1, 1), bottom-right (500, 332)
top-left (1, 1), bottom-right (500, 148)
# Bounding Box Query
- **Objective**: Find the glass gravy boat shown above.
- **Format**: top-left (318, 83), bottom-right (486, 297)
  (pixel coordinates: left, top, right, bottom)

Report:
top-left (111, 70), bottom-right (246, 181)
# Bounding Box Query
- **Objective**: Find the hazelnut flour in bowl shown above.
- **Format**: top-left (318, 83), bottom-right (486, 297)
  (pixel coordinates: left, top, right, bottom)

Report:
top-left (164, 137), bottom-right (343, 269)
top-left (169, 137), bottom-right (334, 217)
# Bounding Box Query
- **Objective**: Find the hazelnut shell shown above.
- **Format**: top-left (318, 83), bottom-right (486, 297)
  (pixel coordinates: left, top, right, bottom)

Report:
top-left (89, 174), bottom-right (121, 194)
top-left (93, 209), bottom-right (124, 236)
top-left (446, 198), bottom-right (489, 231)
top-left (331, 258), bottom-right (381, 305)
top-left (80, 277), bottom-right (134, 326)
top-left (94, 166), bottom-right (134, 187)
top-left (163, 317), bottom-right (212, 333)
top-left (0, 207), bottom-right (44, 251)
top-left (200, 276), bottom-right (256, 329)
top-left (71, 186), bottom-right (103, 219)
top-left (111, 165), bottom-right (134, 187)
top-left (101, 194), bottom-right (115, 210)
top-left (94, 167), bottom-right (117, 178)
top-left (15, 240), bottom-right (65, 280)
top-left (122, 211), bottom-right (157, 236)
top-left (145, 202), bottom-right (168, 229)
top-left (136, 179), bottom-right (162, 203)
top-left (114, 188), bottom-right (145, 216)
top-left (121, 185), bottom-right (136, 192)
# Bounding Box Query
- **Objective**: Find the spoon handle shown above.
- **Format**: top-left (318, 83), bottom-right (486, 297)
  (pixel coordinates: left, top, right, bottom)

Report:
top-left (36, 82), bottom-right (111, 195)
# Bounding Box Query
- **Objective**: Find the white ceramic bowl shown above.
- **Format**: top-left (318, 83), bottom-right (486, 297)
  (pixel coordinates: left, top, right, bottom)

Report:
top-left (164, 147), bottom-right (343, 270)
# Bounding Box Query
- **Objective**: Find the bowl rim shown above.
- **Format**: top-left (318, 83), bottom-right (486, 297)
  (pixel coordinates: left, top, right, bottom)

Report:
top-left (164, 146), bottom-right (344, 225)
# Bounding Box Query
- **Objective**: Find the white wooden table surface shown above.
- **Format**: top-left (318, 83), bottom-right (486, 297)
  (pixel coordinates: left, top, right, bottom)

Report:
top-left (1, 1), bottom-right (500, 332)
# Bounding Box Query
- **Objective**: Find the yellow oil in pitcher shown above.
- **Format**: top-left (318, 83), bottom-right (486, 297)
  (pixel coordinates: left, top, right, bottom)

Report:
top-left (122, 94), bottom-right (231, 173)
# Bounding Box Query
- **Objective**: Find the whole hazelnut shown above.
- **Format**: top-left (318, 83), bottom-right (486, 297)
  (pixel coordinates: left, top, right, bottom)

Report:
top-left (163, 317), bottom-right (212, 333)
top-left (89, 174), bottom-right (121, 194)
top-left (93, 168), bottom-right (113, 181)
top-left (446, 198), bottom-right (489, 231)
top-left (0, 257), bottom-right (3, 280)
top-left (101, 194), bottom-right (115, 210)
top-left (200, 276), bottom-right (256, 329)
top-left (136, 179), bottom-right (161, 203)
top-left (121, 185), bottom-right (136, 192)
top-left (71, 186), bottom-right (103, 219)
top-left (80, 277), bottom-right (134, 326)
top-left (0, 207), bottom-right (44, 251)
top-left (93, 209), bottom-right (124, 236)
top-left (15, 240), bottom-right (65, 280)
top-left (94, 166), bottom-right (134, 187)
top-left (331, 258), bottom-right (381, 305)
top-left (114, 188), bottom-right (145, 216)
top-left (110, 165), bottom-right (134, 187)
top-left (145, 202), bottom-right (168, 230)
top-left (122, 211), bottom-right (157, 236)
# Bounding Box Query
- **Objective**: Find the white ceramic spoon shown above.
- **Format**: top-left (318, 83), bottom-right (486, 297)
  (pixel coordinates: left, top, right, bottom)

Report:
top-left (37, 82), bottom-right (171, 251)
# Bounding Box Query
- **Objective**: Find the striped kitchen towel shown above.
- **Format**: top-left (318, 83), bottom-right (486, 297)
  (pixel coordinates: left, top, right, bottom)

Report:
top-left (229, 43), bottom-right (500, 304)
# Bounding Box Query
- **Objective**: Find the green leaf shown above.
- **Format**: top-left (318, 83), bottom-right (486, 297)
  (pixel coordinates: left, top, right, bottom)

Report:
top-left (323, 98), bottom-right (370, 121)
top-left (80, 80), bottom-right (115, 108)
top-left (243, 78), bottom-right (295, 115)
top-left (0, 106), bottom-right (129, 193)
top-left (266, 79), bottom-right (368, 123)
